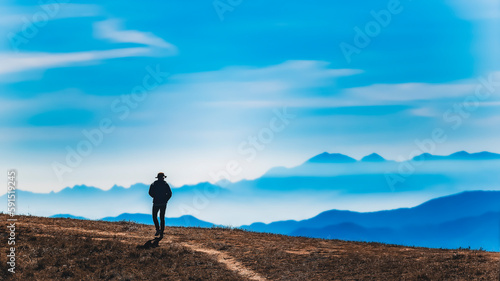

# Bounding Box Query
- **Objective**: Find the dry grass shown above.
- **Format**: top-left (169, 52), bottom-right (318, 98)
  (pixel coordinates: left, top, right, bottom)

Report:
top-left (0, 214), bottom-right (498, 280)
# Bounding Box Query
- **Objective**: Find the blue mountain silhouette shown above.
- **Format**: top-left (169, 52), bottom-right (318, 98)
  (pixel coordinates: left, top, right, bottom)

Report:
top-left (242, 191), bottom-right (500, 232)
top-left (51, 213), bottom-right (218, 228)
top-left (361, 153), bottom-right (386, 162)
top-left (307, 152), bottom-right (357, 163)
top-left (303, 150), bottom-right (500, 164)
top-left (412, 151), bottom-right (500, 161)
top-left (101, 213), bottom-right (218, 228)
top-left (1, 182), bottom-right (228, 219)
top-left (50, 214), bottom-right (88, 220)
top-left (290, 211), bottom-right (499, 251)
top-left (241, 191), bottom-right (500, 250)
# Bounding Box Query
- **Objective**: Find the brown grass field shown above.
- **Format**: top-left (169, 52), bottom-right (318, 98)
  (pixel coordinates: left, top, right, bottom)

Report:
top-left (0, 214), bottom-right (499, 280)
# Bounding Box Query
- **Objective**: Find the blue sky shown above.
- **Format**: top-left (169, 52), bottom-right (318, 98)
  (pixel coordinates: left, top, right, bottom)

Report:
top-left (1, 0), bottom-right (499, 192)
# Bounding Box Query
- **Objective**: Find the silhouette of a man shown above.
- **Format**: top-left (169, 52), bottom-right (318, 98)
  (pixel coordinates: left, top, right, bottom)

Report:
top-left (149, 172), bottom-right (172, 237)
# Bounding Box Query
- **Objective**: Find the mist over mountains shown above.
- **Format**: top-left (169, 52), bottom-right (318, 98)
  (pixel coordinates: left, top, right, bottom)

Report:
top-left (51, 190), bottom-right (500, 251)
top-left (2, 151), bottom-right (500, 226)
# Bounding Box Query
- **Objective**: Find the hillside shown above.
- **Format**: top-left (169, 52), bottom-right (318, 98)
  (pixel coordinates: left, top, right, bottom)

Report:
top-left (242, 191), bottom-right (500, 251)
top-left (51, 191), bottom-right (500, 251)
top-left (1, 214), bottom-right (498, 280)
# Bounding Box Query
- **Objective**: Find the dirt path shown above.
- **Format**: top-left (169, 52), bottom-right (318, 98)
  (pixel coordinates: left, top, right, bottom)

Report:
top-left (22, 222), bottom-right (268, 281)
top-left (181, 242), bottom-right (267, 281)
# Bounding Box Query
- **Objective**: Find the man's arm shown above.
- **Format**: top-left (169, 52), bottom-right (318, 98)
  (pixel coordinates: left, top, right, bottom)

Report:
top-left (149, 183), bottom-right (155, 198)
top-left (166, 183), bottom-right (172, 201)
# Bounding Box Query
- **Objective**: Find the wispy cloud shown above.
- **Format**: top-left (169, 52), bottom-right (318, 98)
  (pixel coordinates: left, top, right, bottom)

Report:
top-left (346, 82), bottom-right (477, 102)
top-left (0, 48), bottom-right (150, 76)
top-left (94, 19), bottom-right (177, 52)
top-left (0, 17), bottom-right (177, 78)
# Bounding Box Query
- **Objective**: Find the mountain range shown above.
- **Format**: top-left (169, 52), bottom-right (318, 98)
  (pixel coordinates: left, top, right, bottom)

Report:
top-left (241, 190), bottom-right (500, 251)
top-left (2, 151), bottom-right (500, 228)
top-left (51, 213), bottom-right (218, 228)
top-left (50, 190), bottom-right (500, 251)
top-left (411, 151), bottom-right (500, 161)
top-left (304, 150), bottom-right (500, 164)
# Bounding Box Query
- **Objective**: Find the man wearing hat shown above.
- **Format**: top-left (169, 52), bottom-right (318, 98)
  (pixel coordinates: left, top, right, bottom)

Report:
top-left (148, 172), bottom-right (172, 237)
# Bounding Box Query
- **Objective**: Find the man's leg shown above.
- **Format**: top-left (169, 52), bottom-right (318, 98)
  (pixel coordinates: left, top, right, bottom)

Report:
top-left (152, 205), bottom-right (160, 233)
top-left (159, 204), bottom-right (166, 235)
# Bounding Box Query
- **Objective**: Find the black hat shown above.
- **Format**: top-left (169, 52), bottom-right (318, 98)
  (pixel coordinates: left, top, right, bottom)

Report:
top-left (156, 172), bottom-right (166, 179)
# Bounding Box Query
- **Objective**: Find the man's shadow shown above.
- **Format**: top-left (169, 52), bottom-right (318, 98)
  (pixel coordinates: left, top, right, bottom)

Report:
top-left (137, 237), bottom-right (163, 249)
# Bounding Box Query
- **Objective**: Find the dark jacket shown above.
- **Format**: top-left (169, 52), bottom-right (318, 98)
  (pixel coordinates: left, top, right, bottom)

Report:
top-left (149, 180), bottom-right (172, 205)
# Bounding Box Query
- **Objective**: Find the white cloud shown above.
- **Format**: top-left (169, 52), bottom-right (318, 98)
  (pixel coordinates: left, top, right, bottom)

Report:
top-left (94, 19), bottom-right (177, 52)
top-left (409, 106), bottom-right (440, 117)
top-left (174, 60), bottom-right (360, 85)
top-left (0, 14), bottom-right (177, 79)
top-left (0, 48), bottom-right (151, 76)
top-left (164, 60), bottom-right (361, 108)
top-left (346, 82), bottom-right (477, 102)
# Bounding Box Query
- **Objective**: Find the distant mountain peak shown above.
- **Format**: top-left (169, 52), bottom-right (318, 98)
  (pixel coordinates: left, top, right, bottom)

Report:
top-left (307, 152), bottom-right (357, 163)
top-left (449, 151), bottom-right (469, 157)
top-left (59, 185), bottom-right (102, 193)
top-left (475, 151), bottom-right (500, 159)
top-left (412, 151), bottom-right (500, 161)
top-left (361, 153), bottom-right (386, 162)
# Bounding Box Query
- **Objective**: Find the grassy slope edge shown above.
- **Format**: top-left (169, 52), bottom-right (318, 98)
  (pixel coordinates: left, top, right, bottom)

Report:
top-left (0, 214), bottom-right (498, 280)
